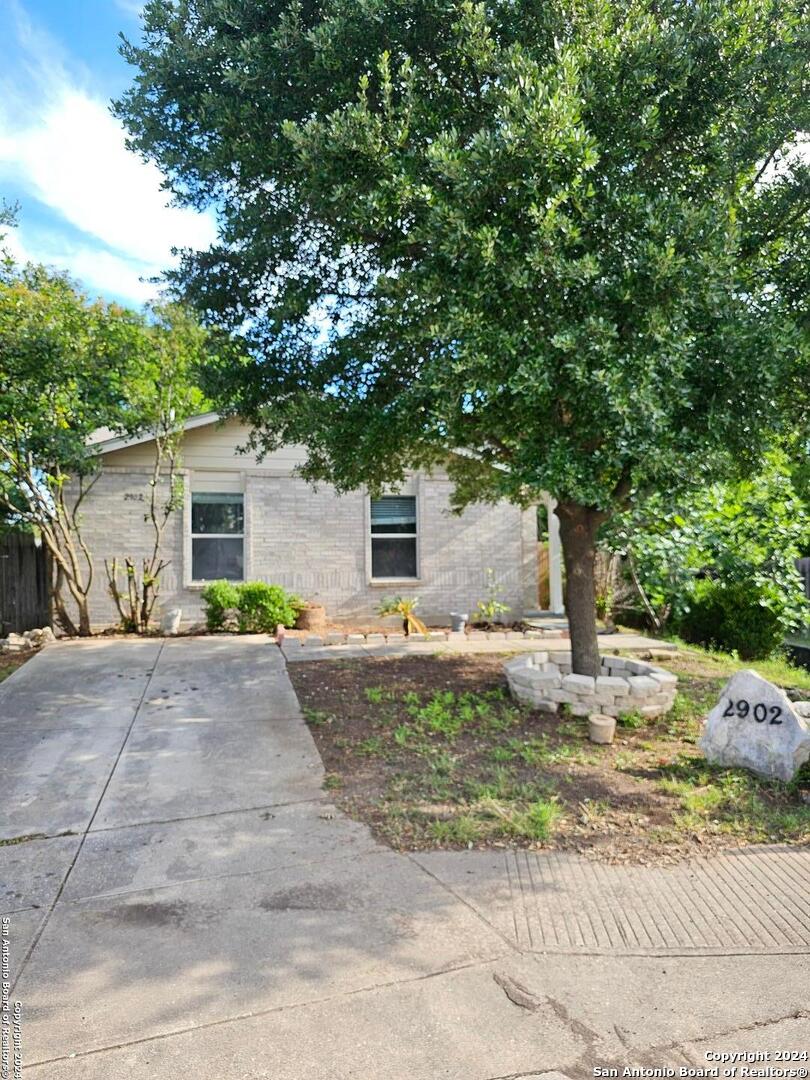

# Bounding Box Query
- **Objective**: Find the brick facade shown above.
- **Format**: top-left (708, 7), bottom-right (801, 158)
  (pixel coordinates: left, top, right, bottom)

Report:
top-left (72, 462), bottom-right (538, 628)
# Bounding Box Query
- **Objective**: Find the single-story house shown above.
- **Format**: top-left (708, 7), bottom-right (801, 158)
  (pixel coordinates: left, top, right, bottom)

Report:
top-left (80, 413), bottom-right (564, 628)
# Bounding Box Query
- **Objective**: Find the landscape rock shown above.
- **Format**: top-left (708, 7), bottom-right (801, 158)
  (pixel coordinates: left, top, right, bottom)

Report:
top-left (160, 608), bottom-right (182, 636)
top-left (699, 669), bottom-right (810, 782)
top-left (0, 626), bottom-right (57, 653)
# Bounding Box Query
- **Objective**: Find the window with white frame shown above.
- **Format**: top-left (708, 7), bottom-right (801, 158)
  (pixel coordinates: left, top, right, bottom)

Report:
top-left (191, 493), bottom-right (244, 581)
top-left (370, 496), bottom-right (417, 579)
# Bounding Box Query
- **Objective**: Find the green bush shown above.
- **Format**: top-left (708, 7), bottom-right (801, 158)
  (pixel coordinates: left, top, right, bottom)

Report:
top-left (201, 580), bottom-right (302, 634)
top-left (678, 579), bottom-right (785, 660)
top-left (236, 582), bottom-right (302, 634)
top-left (200, 580), bottom-right (240, 631)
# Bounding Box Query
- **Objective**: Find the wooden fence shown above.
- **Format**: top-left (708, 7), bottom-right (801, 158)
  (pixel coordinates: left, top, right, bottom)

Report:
top-left (537, 543), bottom-right (550, 608)
top-left (0, 532), bottom-right (51, 635)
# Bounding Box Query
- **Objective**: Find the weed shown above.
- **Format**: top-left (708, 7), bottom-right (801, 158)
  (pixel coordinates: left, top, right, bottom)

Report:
top-left (490, 745), bottom-right (516, 763)
top-left (617, 710), bottom-right (646, 729)
top-left (428, 750), bottom-right (458, 777)
top-left (416, 691), bottom-right (462, 737)
top-left (364, 686), bottom-right (386, 704)
top-left (303, 708), bottom-right (332, 726)
top-left (0, 833), bottom-right (48, 847)
top-left (613, 751), bottom-right (636, 771)
top-left (356, 736), bottom-right (385, 756)
top-left (429, 816), bottom-right (484, 845)
top-left (482, 797), bottom-right (562, 841)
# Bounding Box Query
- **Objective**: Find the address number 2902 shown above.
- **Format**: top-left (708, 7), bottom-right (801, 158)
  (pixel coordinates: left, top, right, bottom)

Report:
top-left (722, 698), bottom-right (783, 725)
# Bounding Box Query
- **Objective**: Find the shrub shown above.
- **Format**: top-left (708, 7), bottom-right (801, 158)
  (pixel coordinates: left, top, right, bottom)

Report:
top-left (603, 454), bottom-right (810, 637)
top-left (201, 580), bottom-right (302, 634)
top-left (200, 580), bottom-right (240, 631)
top-left (236, 582), bottom-right (302, 634)
top-left (678, 579), bottom-right (785, 660)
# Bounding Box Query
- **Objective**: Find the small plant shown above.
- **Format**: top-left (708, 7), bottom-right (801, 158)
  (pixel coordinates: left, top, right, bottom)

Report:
top-left (475, 568), bottom-right (511, 624)
top-left (378, 595), bottom-right (428, 637)
top-left (303, 707), bottom-right (332, 726)
top-left (356, 736), bottom-right (385, 756)
top-left (490, 745), bottom-right (516, 763)
top-left (616, 709), bottom-right (646, 729)
top-left (365, 686), bottom-right (385, 704)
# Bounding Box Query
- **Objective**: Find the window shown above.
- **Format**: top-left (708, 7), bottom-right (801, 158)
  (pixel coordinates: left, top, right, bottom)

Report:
top-left (191, 493), bottom-right (244, 581)
top-left (370, 496), bottom-right (417, 579)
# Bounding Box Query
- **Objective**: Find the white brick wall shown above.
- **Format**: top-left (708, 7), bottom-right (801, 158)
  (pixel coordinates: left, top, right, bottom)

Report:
top-left (67, 465), bottom-right (538, 628)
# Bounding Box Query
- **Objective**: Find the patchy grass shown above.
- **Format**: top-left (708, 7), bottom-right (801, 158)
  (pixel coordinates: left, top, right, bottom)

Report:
top-left (289, 649), bottom-right (810, 864)
top-left (0, 649), bottom-right (36, 684)
top-left (664, 638), bottom-right (810, 694)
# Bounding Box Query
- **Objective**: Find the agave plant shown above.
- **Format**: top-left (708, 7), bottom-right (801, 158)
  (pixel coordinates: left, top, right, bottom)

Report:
top-left (378, 596), bottom-right (428, 637)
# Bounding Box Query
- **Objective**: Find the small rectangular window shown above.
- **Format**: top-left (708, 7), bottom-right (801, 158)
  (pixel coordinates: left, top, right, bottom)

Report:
top-left (370, 496), bottom-right (417, 579)
top-left (191, 493), bottom-right (244, 581)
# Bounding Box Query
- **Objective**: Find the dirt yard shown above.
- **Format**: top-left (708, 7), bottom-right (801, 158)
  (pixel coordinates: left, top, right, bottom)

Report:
top-left (288, 649), bottom-right (810, 865)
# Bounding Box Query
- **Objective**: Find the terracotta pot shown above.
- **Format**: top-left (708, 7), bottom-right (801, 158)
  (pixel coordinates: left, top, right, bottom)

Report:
top-left (296, 604), bottom-right (327, 633)
top-left (588, 713), bottom-right (616, 745)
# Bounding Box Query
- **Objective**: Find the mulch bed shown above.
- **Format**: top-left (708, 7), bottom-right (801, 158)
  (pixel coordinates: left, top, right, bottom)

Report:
top-left (288, 653), bottom-right (810, 865)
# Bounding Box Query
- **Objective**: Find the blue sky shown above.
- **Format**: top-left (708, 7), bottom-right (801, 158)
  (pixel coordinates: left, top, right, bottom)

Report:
top-left (0, 0), bottom-right (216, 306)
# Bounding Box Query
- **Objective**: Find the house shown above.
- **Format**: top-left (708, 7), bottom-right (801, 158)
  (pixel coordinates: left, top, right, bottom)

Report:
top-left (80, 413), bottom-right (564, 628)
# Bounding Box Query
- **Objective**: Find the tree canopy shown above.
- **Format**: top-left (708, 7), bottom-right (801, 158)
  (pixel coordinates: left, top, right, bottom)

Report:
top-left (0, 244), bottom-right (222, 633)
top-left (118, 0), bottom-right (810, 671)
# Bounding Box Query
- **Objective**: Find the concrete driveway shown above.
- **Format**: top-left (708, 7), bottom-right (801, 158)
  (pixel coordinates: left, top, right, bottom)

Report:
top-left (1, 638), bottom-right (808, 1079)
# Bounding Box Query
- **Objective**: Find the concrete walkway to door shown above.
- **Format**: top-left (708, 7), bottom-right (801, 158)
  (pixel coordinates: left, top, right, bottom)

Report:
top-left (1, 637), bottom-right (808, 1079)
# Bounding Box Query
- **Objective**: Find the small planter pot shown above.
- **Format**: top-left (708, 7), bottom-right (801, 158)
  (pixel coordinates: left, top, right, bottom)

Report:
top-left (588, 713), bottom-right (616, 745)
top-left (296, 603), bottom-right (327, 633)
top-left (450, 612), bottom-right (469, 633)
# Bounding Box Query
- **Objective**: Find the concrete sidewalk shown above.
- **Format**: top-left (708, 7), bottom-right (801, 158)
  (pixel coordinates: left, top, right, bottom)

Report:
top-left (1, 638), bottom-right (807, 1079)
top-left (281, 629), bottom-right (677, 663)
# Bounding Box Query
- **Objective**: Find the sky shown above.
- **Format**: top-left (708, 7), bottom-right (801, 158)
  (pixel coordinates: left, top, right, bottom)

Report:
top-left (0, 0), bottom-right (216, 307)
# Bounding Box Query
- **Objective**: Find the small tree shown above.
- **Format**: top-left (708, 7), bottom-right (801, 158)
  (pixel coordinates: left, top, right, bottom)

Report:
top-left (0, 261), bottom-right (140, 635)
top-left (104, 304), bottom-right (209, 632)
top-left (118, 0), bottom-right (809, 672)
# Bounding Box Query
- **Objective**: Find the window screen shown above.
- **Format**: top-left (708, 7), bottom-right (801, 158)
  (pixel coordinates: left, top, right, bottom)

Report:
top-left (370, 496), bottom-right (417, 578)
top-left (191, 493), bottom-right (244, 581)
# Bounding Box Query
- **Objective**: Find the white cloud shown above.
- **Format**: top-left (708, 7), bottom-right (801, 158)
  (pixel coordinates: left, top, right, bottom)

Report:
top-left (3, 225), bottom-right (161, 304)
top-left (0, 1), bottom-right (216, 305)
top-left (0, 91), bottom-right (215, 266)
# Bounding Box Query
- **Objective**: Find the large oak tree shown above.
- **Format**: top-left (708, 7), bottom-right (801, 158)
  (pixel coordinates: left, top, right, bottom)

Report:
top-left (117, 0), bottom-right (809, 673)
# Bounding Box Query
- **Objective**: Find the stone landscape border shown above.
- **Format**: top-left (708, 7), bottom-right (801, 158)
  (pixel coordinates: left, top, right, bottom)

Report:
top-left (279, 627), bottom-right (567, 647)
top-left (504, 651), bottom-right (678, 718)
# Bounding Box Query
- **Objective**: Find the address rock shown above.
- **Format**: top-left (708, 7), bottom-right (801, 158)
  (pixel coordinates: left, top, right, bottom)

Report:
top-left (699, 669), bottom-right (810, 782)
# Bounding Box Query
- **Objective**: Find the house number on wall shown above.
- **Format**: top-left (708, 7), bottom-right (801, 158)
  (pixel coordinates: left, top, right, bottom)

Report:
top-left (124, 493), bottom-right (145, 502)
top-left (722, 698), bottom-right (783, 725)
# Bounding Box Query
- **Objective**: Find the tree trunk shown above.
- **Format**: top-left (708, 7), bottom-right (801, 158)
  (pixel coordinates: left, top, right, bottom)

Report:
top-left (52, 563), bottom-right (78, 637)
top-left (76, 597), bottom-right (92, 637)
top-left (555, 501), bottom-right (606, 678)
